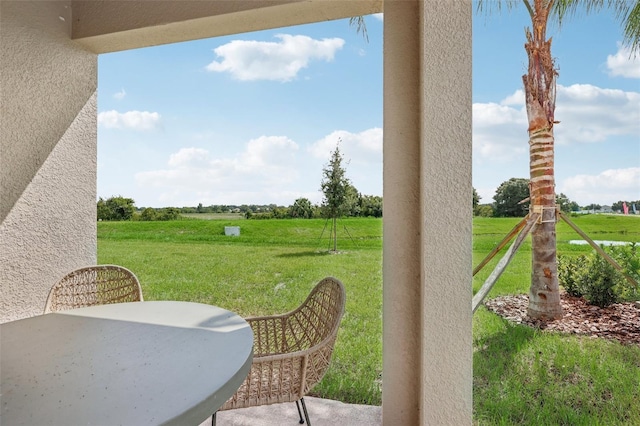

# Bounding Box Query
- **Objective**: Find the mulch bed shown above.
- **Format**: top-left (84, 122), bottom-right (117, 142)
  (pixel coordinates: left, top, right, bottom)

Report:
top-left (484, 292), bottom-right (640, 346)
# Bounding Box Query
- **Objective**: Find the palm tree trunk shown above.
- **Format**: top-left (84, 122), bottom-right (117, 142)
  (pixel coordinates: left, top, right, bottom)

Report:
top-left (524, 0), bottom-right (563, 320)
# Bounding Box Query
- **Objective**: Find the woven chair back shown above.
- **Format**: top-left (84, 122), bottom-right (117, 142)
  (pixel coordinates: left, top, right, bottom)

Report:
top-left (220, 277), bottom-right (346, 411)
top-left (284, 277), bottom-right (346, 352)
top-left (44, 265), bottom-right (143, 313)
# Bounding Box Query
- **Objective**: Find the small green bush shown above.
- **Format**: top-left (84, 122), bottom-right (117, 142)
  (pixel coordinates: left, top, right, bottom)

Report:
top-left (557, 254), bottom-right (587, 297)
top-left (474, 204), bottom-right (494, 217)
top-left (580, 254), bottom-right (624, 308)
top-left (558, 243), bottom-right (639, 308)
top-left (607, 242), bottom-right (640, 302)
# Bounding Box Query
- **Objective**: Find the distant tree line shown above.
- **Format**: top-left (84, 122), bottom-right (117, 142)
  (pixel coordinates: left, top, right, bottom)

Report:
top-left (98, 182), bottom-right (632, 222)
top-left (473, 178), bottom-right (636, 218)
top-left (97, 197), bottom-right (181, 221)
top-left (96, 193), bottom-right (382, 222)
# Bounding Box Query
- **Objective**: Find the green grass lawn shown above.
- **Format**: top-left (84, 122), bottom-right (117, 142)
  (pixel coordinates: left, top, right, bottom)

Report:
top-left (98, 215), bottom-right (640, 423)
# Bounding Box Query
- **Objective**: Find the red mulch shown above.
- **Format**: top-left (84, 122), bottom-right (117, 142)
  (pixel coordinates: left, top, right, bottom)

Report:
top-left (484, 292), bottom-right (640, 346)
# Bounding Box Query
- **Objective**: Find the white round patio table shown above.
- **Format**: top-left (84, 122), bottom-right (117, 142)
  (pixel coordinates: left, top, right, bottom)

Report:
top-left (1, 301), bottom-right (253, 425)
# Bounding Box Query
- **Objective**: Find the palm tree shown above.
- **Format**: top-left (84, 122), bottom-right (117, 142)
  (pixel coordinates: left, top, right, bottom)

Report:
top-left (477, 0), bottom-right (640, 319)
top-left (352, 4), bottom-right (639, 319)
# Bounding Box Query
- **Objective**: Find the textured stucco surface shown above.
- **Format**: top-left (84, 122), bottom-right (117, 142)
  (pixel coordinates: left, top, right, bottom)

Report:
top-left (383, 1), bottom-right (472, 424)
top-left (0, 94), bottom-right (97, 322)
top-left (0, 1), bottom-right (96, 224)
top-left (72, 0), bottom-right (381, 53)
top-left (0, 1), bottom-right (97, 322)
top-left (382, 1), bottom-right (422, 424)
top-left (420, 1), bottom-right (473, 424)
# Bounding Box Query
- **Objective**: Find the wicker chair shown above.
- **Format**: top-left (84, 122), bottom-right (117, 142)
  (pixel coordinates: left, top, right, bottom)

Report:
top-left (44, 265), bottom-right (143, 313)
top-left (215, 277), bottom-right (346, 426)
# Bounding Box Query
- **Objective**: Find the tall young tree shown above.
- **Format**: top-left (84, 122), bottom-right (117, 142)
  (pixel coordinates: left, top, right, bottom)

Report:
top-left (478, 0), bottom-right (640, 320)
top-left (321, 142), bottom-right (350, 252)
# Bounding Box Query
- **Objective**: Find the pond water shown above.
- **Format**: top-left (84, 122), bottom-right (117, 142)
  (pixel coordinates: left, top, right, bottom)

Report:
top-left (569, 240), bottom-right (632, 246)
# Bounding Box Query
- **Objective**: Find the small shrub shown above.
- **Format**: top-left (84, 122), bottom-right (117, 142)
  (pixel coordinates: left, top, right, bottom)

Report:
top-left (140, 207), bottom-right (156, 221)
top-left (606, 243), bottom-right (640, 302)
top-left (558, 244), bottom-right (638, 307)
top-left (580, 254), bottom-right (624, 308)
top-left (474, 204), bottom-right (494, 217)
top-left (557, 254), bottom-right (586, 297)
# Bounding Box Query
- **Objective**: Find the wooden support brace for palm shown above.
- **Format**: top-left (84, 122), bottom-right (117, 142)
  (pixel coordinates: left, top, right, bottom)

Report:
top-left (472, 213), bottom-right (539, 313)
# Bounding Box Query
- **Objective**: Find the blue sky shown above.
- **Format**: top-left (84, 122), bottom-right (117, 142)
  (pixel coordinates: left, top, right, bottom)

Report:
top-left (98, 8), bottom-right (639, 209)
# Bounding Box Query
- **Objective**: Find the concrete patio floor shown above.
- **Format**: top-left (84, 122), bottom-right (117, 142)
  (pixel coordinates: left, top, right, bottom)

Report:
top-left (200, 397), bottom-right (382, 426)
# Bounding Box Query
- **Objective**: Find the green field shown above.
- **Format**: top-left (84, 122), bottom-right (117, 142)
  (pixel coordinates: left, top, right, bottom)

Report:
top-left (98, 215), bottom-right (640, 423)
top-left (180, 212), bottom-right (245, 220)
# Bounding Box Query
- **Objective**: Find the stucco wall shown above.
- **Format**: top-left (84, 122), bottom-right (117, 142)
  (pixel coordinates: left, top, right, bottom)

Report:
top-left (383, 1), bottom-right (472, 424)
top-left (420, 1), bottom-right (473, 423)
top-left (0, 1), bottom-right (97, 322)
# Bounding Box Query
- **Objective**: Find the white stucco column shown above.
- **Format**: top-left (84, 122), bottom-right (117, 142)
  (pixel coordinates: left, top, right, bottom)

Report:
top-left (383, 1), bottom-right (472, 424)
top-left (0, 0), bottom-right (97, 322)
top-left (382, 0), bottom-right (422, 423)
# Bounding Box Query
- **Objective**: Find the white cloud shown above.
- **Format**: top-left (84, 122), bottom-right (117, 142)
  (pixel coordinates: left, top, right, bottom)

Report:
top-left (309, 128), bottom-right (383, 197)
top-left (168, 148), bottom-right (215, 169)
top-left (560, 167), bottom-right (640, 206)
top-left (472, 100), bottom-right (528, 164)
top-left (205, 34), bottom-right (345, 82)
top-left (309, 128), bottom-right (382, 164)
top-left (133, 128), bottom-right (384, 207)
top-left (98, 110), bottom-right (161, 131)
top-left (135, 136), bottom-right (301, 204)
top-left (113, 89), bottom-right (126, 100)
top-left (472, 84), bottom-right (639, 205)
top-left (472, 84), bottom-right (640, 166)
top-left (241, 135), bottom-right (299, 169)
top-left (606, 43), bottom-right (640, 78)
top-left (554, 84), bottom-right (640, 144)
top-left (476, 186), bottom-right (498, 205)
top-left (372, 13), bottom-right (383, 21)
top-left (500, 89), bottom-right (524, 106)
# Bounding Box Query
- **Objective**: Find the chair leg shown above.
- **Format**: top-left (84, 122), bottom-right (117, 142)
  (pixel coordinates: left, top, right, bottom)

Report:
top-left (300, 398), bottom-right (311, 426)
top-left (295, 400), bottom-right (305, 424)
top-left (211, 412), bottom-right (217, 426)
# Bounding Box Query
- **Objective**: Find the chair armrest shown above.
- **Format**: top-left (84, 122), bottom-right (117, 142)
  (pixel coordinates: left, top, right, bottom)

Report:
top-left (247, 314), bottom-right (288, 357)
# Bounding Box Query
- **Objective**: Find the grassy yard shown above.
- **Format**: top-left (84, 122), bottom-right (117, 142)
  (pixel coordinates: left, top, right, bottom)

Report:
top-left (98, 215), bottom-right (640, 423)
